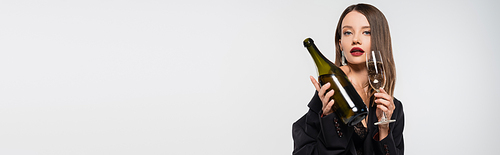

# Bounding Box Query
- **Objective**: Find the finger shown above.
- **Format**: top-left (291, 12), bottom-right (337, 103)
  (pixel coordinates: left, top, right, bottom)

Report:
top-left (325, 89), bottom-right (334, 98)
top-left (322, 89), bottom-right (334, 105)
top-left (375, 89), bottom-right (388, 98)
top-left (319, 83), bottom-right (331, 99)
top-left (376, 89), bottom-right (395, 110)
top-left (379, 88), bottom-right (387, 94)
top-left (324, 99), bottom-right (335, 114)
top-left (377, 88), bottom-right (390, 98)
top-left (310, 76), bottom-right (321, 92)
top-left (375, 98), bottom-right (391, 109)
top-left (375, 90), bottom-right (392, 103)
top-left (376, 104), bottom-right (392, 120)
top-left (377, 104), bottom-right (389, 112)
top-left (377, 104), bottom-right (393, 118)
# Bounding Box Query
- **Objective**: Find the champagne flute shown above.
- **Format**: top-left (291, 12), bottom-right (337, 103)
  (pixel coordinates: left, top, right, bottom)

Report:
top-left (366, 51), bottom-right (396, 125)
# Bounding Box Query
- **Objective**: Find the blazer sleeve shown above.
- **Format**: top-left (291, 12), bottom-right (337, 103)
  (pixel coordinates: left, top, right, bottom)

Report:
top-left (292, 91), bottom-right (354, 155)
top-left (372, 98), bottom-right (405, 155)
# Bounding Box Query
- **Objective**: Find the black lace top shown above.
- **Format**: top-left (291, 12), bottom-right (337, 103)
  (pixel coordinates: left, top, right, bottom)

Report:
top-left (353, 122), bottom-right (368, 155)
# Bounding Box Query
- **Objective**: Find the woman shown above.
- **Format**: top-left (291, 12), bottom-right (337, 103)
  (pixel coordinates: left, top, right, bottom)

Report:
top-left (292, 3), bottom-right (404, 155)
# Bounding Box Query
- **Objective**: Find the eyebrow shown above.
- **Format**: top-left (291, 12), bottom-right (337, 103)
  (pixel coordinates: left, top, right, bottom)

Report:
top-left (342, 26), bottom-right (370, 29)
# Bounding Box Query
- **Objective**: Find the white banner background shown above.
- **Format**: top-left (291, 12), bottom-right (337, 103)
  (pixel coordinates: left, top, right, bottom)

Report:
top-left (0, 0), bottom-right (498, 154)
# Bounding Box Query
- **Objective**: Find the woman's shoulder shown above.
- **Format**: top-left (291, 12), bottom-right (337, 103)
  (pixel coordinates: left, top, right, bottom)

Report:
top-left (340, 65), bottom-right (349, 73)
top-left (393, 97), bottom-right (402, 105)
top-left (393, 97), bottom-right (405, 114)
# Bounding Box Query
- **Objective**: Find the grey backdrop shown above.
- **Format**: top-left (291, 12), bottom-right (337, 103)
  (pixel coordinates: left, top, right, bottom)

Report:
top-left (1, 0), bottom-right (499, 154)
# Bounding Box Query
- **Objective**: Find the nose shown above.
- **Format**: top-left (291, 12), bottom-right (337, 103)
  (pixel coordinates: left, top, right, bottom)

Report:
top-left (352, 34), bottom-right (361, 45)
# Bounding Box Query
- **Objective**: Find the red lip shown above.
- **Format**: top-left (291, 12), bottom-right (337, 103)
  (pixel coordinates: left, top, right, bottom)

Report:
top-left (350, 47), bottom-right (365, 56)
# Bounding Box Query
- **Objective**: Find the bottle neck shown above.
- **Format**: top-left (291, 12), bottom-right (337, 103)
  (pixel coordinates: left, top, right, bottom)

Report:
top-left (306, 44), bottom-right (337, 75)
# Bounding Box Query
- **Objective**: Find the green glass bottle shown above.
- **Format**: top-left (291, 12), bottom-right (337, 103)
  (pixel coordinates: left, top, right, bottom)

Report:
top-left (303, 38), bottom-right (368, 126)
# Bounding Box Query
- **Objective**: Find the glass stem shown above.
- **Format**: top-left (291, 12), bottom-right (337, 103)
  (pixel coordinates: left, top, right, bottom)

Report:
top-left (375, 89), bottom-right (387, 122)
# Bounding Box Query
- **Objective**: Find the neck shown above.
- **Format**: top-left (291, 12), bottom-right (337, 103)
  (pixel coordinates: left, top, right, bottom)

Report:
top-left (345, 63), bottom-right (369, 87)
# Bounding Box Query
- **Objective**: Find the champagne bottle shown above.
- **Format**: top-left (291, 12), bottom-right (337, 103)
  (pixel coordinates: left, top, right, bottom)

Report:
top-left (303, 38), bottom-right (368, 126)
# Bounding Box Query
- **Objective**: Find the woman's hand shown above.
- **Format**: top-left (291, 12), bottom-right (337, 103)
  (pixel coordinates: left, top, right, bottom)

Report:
top-left (310, 76), bottom-right (335, 116)
top-left (375, 88), bottom-right (395, 138)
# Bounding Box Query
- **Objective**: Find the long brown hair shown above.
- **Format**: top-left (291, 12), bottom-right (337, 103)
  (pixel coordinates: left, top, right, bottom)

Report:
top-left (334, 3), bottom-right (396, 103)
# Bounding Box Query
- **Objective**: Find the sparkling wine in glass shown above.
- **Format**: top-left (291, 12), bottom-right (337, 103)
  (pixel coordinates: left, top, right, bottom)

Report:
top-left (367, 51), bottom-right (396, 125)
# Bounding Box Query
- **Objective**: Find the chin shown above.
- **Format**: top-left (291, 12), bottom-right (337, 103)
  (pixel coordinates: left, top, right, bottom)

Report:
top-left (346, 59), bottom-right (367, 65)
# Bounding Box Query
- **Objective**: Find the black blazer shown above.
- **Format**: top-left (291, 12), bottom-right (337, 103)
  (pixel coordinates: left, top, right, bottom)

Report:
top-left (292, 91), bottom-right (405, 155)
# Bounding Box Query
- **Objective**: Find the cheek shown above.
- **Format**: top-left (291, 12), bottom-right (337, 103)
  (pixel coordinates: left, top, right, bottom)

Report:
top-left (365, 38), bottom-right (371, 50)
top-left (340, 41), bottom-right (349, 51)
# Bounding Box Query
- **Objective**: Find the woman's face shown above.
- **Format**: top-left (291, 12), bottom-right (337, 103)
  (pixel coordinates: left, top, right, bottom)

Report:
top-left (339, 11), bottom-right (371, 65)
